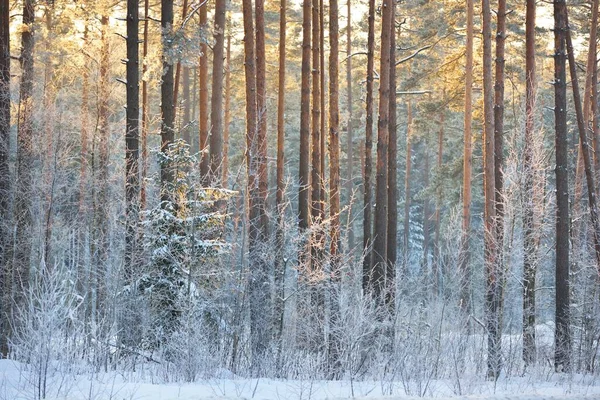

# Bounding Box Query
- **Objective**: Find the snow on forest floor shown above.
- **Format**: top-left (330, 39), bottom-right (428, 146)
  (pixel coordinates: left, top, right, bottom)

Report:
top-left (2, 360), bottom-right (600, 400)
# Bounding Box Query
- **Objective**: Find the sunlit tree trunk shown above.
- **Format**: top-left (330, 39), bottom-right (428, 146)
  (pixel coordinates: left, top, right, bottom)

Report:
top-left (222, 34), bottom-right (231, 186)
top-left (459, 0), bottom-right (474, 314)
top-left (298, 0), bottom-right (311, 267)
top-left (14, 0), bottom-right (35, 326)
top-left (93, 13), bottom-right (111, 320)
top-left (242, 0), bottom-right (270, 373)
top-left (345, 0), bottom-right (354, 255)
top-left (209, 0), bottom-right (227, 185)
top-left (553, 0), bottom-right (571, 372)
top-left (328, 0), bottom-right (341, 376)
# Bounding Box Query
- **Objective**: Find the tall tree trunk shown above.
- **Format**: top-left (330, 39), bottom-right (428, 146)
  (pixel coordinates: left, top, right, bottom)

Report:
top-left (372, 0), bottom-right (393, 301)
top-left (523, 0), bottom-right (537, 367)
top-left (209, 0), bottom-right (227, 185)
top-left (125, 0), bottom-right (140, 279)
top-left (242, 0), bottom-right (269, 373)
top-left (488, 0), bottom-right (507, 379)
top-left (482, 0), bottom-right (498, 379)
top-left (387, 8), bottom-right (397, 297)
top-left (459, 0), bottom-right (474, 314)
top-left (403, 101), bottom-right (413, 274)
top-left (199, 1), bottom-right (209, 184)
top-left (274, 0), bottom-right (286, 368)
top-left (255, 0), bottom-right (269, 246)
top-left (222, 35), bottom-right (231, 186)
top-left (42, 4), bottom-right (55, 269)
top-left (345, 0), bottom-right (354, 255)
top-left (298, 0), bottom-right (311, 266)
top-left (0, 0), bottom-right (10, 359)
top-left (173, 0), bottom-right (188, 110)
top-left (311, 0), bottom-right (323, 265)
top-left (94, 13), bottom-right (111, 322)
top-left (319, 0), bottom-right (325, 212)
top-left (362, 0), bottom-right (375, 293)
top-left (161, 0), bottom-right (175, 201)
top-left (141, 0), bottom-right (150, 210)
top-left (328, 0), bottom-right (341, 376)
top-left (553, 0), bottom-right (571, 373)
top-left (14, 0), bottom-right (35, 326)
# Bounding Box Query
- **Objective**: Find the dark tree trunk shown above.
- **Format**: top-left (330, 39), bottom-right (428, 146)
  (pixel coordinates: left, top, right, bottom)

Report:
top-left (487, 0), bottom-right (507, 379)
top-left (362, 0), bottom-right (375, 293)
top-left (523, 0), bottom-right (537, 367)
top-left (372, 0), bottom-right (393, 301)
top-left (328, 0), bottom-right (341, 376)
top-left (345, 0), bottom-right (354, 255)
top-left (311, 0), bottom-right (323, 266)
top-left (459, 0), bottom-right (474, 314)
top-left (222, 35), bottom-right (231, 186)
top-left (482, 0), bottom-right (498, 379)
top-left (125, 0), bottom-right (140, 279)
top-left (387, 9), bottom-right (397, 297)
top-left (14, 0), bottom-right (35, 324)
top-left (242, 0), bottom-right (269, 373)
top-left (199, 1), bottom-right (209, 184)
top-left (161, 0), bottom-right (175, 201)
top-left (298, 0), bottom-right (311, 263)
top-left (553, 0), bottom-right (571, 372)
top-left (209, 0), bottom-right (227, 185)
top-left (0, 0), bottom-right (10, 359)
top-left (422, 147), bottom-right (430, 273)
top-left (141, 0), bottom-right (149, 210)
top-left (173, 0), bottom-right (188, 111)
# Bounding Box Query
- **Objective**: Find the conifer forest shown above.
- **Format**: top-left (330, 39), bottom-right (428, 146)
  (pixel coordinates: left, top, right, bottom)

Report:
top-left (1, 0), bottom-right (600, 398)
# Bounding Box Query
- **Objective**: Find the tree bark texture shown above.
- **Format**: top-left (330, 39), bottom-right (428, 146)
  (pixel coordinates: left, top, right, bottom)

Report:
top-left (199, 1), bottom-right (209, 184)
top-left (387, 10), bottom-right (397, 291)
top-left (523, 0), bottom-right (538, 367)
top-left (553, 0), bottom-right (571, 372)
top-left (298, 0), bottom-right (311, 264)
top-left (222, 35), bottom-right (231, 186)
top-left (209, 0), bottom-right (227, 185)
top-left (161, 0), bottom-right (175, 202)
top-left (482, 0), bottom-right (499, 379)
top-left (125, 0), bottom-right (140, 279)
top-left (459, 0), bottom-right (474, 315)
top-left (362, 0), bottom-right (375, 293)
top-left (372, 0), bottom-right (393, 301)
top-left (311, 0), bottom-right (323, 266)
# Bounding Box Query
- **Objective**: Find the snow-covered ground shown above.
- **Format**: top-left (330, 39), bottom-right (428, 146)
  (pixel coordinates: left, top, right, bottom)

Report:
top-left (2, 360), bottom-right (600, 400)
